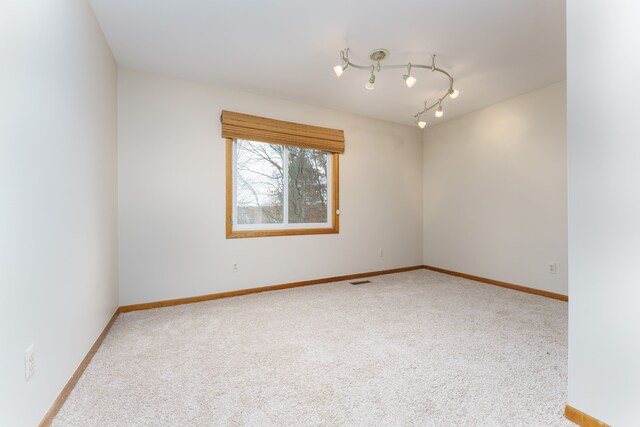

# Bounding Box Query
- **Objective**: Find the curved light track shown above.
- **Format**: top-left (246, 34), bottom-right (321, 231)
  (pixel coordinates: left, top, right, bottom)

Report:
top-left (333, 48), bottom-right (459, 128)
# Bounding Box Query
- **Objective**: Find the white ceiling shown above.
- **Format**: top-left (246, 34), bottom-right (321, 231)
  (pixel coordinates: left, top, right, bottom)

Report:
top-left (90, 0), bottom-right (566, 126)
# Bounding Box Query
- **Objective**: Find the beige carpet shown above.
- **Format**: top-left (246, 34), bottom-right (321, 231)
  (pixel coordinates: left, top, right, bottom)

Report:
top-left (53, 270), bottom-right (573, 426)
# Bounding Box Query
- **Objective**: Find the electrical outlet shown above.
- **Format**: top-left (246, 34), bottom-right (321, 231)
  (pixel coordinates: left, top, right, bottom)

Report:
top-left (232, 263), bottom-right (239, 273)
top-left (25, 345), bottom-right (35, 381)
top-left (379, 248), bottom-right (384, 257)
top-left (548, 263), bottom-right (557, 274)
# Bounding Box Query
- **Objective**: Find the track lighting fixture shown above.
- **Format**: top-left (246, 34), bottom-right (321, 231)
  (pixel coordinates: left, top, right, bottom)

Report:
top-left (333, 48), bottom-right (460, 127)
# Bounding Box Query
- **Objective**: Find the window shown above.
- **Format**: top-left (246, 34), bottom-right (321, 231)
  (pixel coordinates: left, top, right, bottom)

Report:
top-left (222, 111), bottom-right (343, 238)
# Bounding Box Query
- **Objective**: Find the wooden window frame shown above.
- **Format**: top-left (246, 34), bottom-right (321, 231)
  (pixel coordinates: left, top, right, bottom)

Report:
top-left (226, 138), bottom-right (340, 239)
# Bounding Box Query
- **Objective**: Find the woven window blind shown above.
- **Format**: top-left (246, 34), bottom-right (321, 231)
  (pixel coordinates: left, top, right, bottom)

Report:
top-left (221, 110), bottom-right (345, 154)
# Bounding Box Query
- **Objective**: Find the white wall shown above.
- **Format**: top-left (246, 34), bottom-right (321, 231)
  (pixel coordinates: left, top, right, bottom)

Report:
top-left (423, 82), bottom-right (567, 295)
top-left (118, 68), bottom-right (423, 306)
top-left (567, 1), bottom-right (640, 425)
top-left (0, 1), bottom-right (118, 425)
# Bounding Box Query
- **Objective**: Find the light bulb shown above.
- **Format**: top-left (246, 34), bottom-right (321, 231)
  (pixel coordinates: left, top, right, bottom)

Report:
top-left (435, 104), bottom-right (444, 118)
top-left (333, 65), bottom-right (345, 77)
top-left (418, 120), bottom-right (427, 129)
top-left (365, 74), bottom-right (375, 91)
top-left (403, 75), bottom-right (417, 88)
top-left (449, 88), bottom-right (459, 99)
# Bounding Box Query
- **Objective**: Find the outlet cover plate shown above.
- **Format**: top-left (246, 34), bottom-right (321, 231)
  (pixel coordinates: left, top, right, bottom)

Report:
top-left (25, 344), bottom-right (35, 381)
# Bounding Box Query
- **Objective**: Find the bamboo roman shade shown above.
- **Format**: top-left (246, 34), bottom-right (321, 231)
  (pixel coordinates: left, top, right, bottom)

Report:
top-left (221, 110), bottom-right (345, 154)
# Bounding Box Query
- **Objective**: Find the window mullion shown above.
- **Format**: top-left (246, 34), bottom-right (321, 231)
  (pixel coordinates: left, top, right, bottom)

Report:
top-left (327, 152), bottom-right (332, 226)
top-left (283, 145), bottom-right (288, 226)
top-left (232, 140), bottom-right (237, 229)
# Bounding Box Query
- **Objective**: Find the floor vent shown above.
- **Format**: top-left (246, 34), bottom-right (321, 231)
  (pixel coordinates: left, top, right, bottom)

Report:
top-left (350, 280), bottom-right (372, 285)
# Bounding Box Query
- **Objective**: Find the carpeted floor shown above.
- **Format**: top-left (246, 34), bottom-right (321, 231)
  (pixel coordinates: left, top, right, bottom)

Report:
top-left (53, 269), bottom-right (573, 426)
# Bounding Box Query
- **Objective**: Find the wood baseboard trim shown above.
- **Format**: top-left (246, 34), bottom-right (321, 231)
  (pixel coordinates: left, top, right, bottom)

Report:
top-left (39, 309), bottom-right (120, 427)
top-left (422, 265), bottom-right (568, 302)
top-left (119, 265), bottom-right (425, 313)
top-left (565, 405), bottom-right (609, 426)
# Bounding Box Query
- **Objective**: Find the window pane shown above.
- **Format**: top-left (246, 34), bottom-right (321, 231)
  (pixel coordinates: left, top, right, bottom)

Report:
top-left (236, 140), bottom-right (283, 224)
top-left (287, 147), bottom-right (328, 224)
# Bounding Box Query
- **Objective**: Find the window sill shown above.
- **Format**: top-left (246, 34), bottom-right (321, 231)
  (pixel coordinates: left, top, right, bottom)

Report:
top-left (226, 226), bottom-right (339, 239)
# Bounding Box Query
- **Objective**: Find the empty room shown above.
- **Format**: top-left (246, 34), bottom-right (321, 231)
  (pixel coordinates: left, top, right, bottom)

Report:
top-left (1, 0), bottom-right (638, 426)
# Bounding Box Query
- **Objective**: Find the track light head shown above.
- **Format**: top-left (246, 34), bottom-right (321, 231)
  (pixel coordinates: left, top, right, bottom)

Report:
top-left (418, 119), bottom-right (427, 129)
top-left (365, 74), bottom-right (376, 91)
top-left (449, 88), bottom-right (459, 99)
top-left (403, 75), bottom-right (417, 88)
top-left (403, 63), bottom-right (416, 88)
top-left (435, 102), bottom-right (444, 118)
top-left (334, 49), bottom-right (349, 77)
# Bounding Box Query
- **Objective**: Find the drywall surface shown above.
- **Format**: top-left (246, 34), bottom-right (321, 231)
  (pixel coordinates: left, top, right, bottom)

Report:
top-left (567, 1), bottom-right (640, 425)
top-left (0, 0), bottom-right (118, 425)
top-left (118, 68), bottom-right (423, 305)
top-left (423, 81), bottom-right (567, 295)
